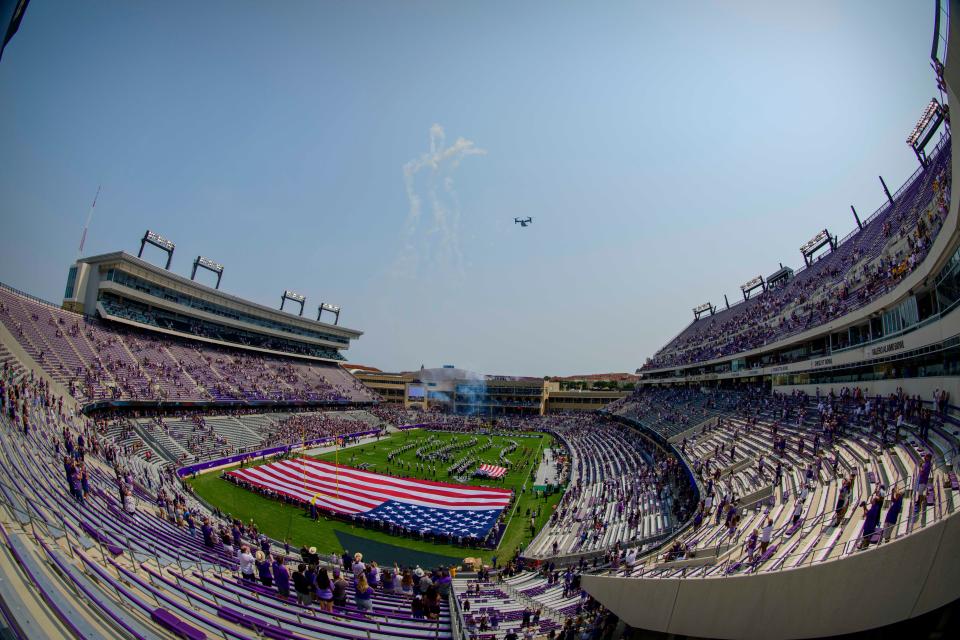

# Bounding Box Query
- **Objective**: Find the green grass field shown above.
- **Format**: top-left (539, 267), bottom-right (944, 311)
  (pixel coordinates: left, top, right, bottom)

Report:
top-left (186, 429), bottom-right (565, 565)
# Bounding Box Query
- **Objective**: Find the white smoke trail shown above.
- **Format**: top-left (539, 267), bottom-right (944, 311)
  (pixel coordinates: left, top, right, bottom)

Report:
top-left (395, 124), bottom-right (485, 279)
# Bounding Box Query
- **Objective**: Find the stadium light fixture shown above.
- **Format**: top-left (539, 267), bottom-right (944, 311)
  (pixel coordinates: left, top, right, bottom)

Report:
top-left (191, 255), bottom-right (225, 289)
top-left (800, 229), bottom-right (836, 266)
top-left (280, 290), bottom-right (306, 316)
top-left (740, 275), bottom-right (765, 301)
top-left (138, 230), bottom-right (175, 269)
top-left (318, 302), bottom-right (342, 325)
top-left (905, 98), bottom-right (947, 167)
top-left (692, 302), bottom-right (714, 321)
top-left (906, 99), bottom-right (940, 146)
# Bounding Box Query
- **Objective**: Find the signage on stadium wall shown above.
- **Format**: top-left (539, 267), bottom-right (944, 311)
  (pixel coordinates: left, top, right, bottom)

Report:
top-left (869, 339), bottom-right (905, 357)
top-left (812, 357), bottom-right (833, 368)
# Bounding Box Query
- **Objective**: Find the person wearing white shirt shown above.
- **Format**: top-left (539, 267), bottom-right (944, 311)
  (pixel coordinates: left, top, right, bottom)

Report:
top-left (238, 545), bottom-right (256, 582)
top-left (123, 490), bottom-right (136, 516)
top-left (760, 517), bottom-right (773, 554)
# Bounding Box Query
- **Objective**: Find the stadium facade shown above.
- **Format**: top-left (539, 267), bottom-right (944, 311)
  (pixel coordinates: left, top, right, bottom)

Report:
top-left (350, 367), bottom-right (628, 414)
top-left (64, 251), bottom-right (362, 363)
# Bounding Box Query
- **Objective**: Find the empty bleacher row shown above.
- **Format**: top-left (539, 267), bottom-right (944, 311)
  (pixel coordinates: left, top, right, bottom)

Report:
top-left (124, 409), bottom-right (386, 466)
top-left (454, 576), bottom-right (559, 639)
top-left (607, 386), bottom-right (746, 439)
top-left (524, 417), bottom-right (675, 559)
top-left (0, 283), bottom-right (374, 407)
top-left (454, 568), bottom-right (611, 640)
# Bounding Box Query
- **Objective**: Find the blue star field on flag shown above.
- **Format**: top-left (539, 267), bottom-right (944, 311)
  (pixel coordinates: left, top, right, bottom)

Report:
top-left (363, 500), bottom-right (502, 538)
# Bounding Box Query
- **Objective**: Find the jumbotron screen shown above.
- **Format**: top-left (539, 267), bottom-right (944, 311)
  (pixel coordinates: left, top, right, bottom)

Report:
top-left (407, 385), bottom-right (425, 399)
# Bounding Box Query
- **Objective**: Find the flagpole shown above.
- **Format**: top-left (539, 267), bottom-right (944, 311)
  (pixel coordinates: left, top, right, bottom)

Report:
top-left (299, 423), bottom-right (308, 517)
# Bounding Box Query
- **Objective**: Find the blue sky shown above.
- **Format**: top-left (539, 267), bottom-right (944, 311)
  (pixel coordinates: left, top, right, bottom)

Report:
top-left (0, 0), bottom-right (942, 376)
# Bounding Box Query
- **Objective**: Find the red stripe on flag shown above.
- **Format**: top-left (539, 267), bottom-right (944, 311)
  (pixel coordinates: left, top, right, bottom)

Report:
top-left (227, 458), bottom-right (512, 514)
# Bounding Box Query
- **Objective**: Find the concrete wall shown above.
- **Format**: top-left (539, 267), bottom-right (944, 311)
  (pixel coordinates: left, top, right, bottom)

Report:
top-left (773, 376), bottom-right (960, 405)
top-left (583, 510), bottom-right (960, 638)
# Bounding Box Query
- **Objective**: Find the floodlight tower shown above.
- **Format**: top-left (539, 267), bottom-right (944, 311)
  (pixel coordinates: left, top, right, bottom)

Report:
top-left (138, 230), bottom-right (175, 269)
top-left (800, 229), bottom-right (837, 267)
top-left (692, 302), bottom-right (714, 321)
top-left (280, 290), bottom-right (306, 316)
top-left (906, 98), bottom-right (948, 168)
top-left (740, 275), bottom-right (765, 301)
top-left (318, 302), bottom-right (341, 325)
top-left (191, 256), bottom-right (224, 289)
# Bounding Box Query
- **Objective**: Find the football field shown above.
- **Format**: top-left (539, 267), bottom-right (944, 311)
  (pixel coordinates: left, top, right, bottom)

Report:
top-left (186, 429), bottom-right (565, 565)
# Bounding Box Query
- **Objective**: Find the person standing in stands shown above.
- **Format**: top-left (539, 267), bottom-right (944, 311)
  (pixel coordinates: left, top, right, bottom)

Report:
top-left (424, 584), bottom-right (441, 620)
top-left (791, 498), bottom-right (804, 526)
top-left (201, 518), bottom-right (214, 548)
top-left (882, 488), bottom-right (905, 542)
top-left (238, 545), bottom-right (256, 582)
top-left (352, 552), bottom-right (365, 578)
top-left (411, 594), bottom-right (425, 619)
top-left (255, 551), bottom-right (273, 587)
top-left (760, 517), bottom-right (773, 554)
top-left (919, 409), bottom-right (931, 440)
top-left (332, 569), bottom-right (348, 608)
top-left (231, 522), bottom-right (242, 553)
top-left (915, 453), bottom-right (933, 511)
top-left (293, 564), bottom-right (311, 606)
top-left (273, 556), bottom-right (290, 598)
top-left (860, 495), bottom-right (883, 548)
top-left (355, 573), bottom-right (374, 612)
top-left (316, 568), bottom-right (334, 612)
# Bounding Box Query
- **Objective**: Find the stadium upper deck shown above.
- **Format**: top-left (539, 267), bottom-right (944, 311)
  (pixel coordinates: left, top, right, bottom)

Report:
top-left (0, 283), bottom-right (374, 409)
top-left (63, 251), bottom-right (361, 362)
top-left (640, 135), bottom-right (956, 384)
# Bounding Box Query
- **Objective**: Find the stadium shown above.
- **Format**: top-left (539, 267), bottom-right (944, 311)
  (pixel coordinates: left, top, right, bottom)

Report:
top-left (0, 1), bottom-right (959, 639)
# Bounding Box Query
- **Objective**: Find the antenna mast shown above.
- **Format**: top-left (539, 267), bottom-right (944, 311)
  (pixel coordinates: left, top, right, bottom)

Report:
top-left (77, 184), bottom-right (100, 258)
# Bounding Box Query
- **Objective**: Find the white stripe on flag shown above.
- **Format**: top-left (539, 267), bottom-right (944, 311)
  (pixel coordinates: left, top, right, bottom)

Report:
top-left (227, 458), bottom-right (512, 515)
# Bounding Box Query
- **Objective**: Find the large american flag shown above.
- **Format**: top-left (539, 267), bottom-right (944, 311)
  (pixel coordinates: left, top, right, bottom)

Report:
top-left (227, 458), bottom-right (512, 539)
top-left (476, 464), bottom-right (508, 479)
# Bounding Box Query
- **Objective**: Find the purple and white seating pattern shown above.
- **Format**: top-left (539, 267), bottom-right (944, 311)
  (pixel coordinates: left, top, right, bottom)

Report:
top-left (618, 390), bottom-right (957, 579)
top-left (0, 284), bottom-right (375, 408)
top-left (524, 418), bottom-right (675, 558)
top-left (0, 374), bottom-right (454, 640)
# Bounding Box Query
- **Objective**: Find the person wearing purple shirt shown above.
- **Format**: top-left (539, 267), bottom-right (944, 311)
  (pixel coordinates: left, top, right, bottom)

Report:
top-left (255, 551), bottom-right (273, 587)
top-left (272, 557), bottom-right (290, 597)
top-left (915, 454), bottom-right (932, 510)
top-left (231, 524), bottom-right (242, 552)
top-left (355, 574), bottom-right (374, 612)
top-left (860, 496), bottom-right (883, 548)
top-left (436, 570), bottom-right (452, 597)
top-left (882, 489), bottom-right (905, 542)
